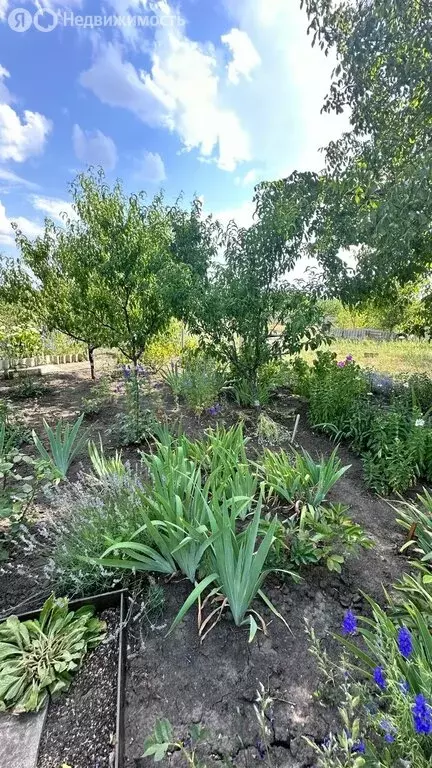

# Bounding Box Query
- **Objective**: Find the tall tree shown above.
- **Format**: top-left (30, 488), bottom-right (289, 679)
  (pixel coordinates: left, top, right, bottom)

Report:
top-left (1, 225), bottom-right (106, 378)
top-left (3, 169), bottom-right (203, 377)
top-left (187, 172), bottom-right (330, 402)
top-left (300, 0), bottom-right (431, 303)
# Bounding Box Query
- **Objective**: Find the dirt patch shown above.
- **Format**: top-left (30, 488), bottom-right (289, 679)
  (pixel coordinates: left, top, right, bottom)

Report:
top-left (37, 607), bottom-right (119, 768)
top-left (125, 573), bottom-right (351, 768)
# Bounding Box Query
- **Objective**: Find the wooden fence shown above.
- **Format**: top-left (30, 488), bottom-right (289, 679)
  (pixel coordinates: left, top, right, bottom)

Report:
top-left (332, 328), bottom-right (398, 341)
top-left (1, 353), bottom-right (84, 373)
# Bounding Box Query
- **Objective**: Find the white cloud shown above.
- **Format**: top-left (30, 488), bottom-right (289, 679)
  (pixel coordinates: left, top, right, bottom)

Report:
top-left (213, 200), bottom-right (255, 230)
top-left (80, 5), bottom-right (252, 172)
top-left (0, 0), bottom-right (8, 21)
top-left (134, 150), bottom-right (166, 183)
top-left (0, 66), bottom-right (11, 105)
top-left (235, 168), bottom-right (259, 186)
top-left (31, 195), bottom-right (75, 223)
top-left (0, 105), bottom-right (51, 163)
top-left (221, 28), bottom-right (261, 84)
top-left (0, 200), bottom-right (43, 246)
top-left (0, 168), bottom-right (39, 190)
top-left (72, 123), bottom-right (117, 171)
top-left (81, 0), bottom-right (349, 177)
top-left (0, 65), bottom-right (51, 164)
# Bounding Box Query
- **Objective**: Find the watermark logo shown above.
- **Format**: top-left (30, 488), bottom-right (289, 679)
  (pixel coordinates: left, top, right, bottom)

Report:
top-left (8, 8), bottom-right (32, 31)
top-left (33, 9), bottom-right (58, 31)
top-left (8, 5), bottom-right (184, 31)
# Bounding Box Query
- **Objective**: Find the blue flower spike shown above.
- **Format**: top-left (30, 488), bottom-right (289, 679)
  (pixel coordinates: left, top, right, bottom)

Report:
top-left (342, 610), bottom-right (357, 636)
top-left (397, 626), bottom-right (413, 659)
top-left (412, 694), bottom-right (432, 735)
top-left (373, 666), bottom-right (386, 690)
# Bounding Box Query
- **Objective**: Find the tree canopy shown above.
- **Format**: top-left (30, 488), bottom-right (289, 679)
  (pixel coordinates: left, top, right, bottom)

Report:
top-left (1, 169), bottom-right (210, 376)
top-left (300, 0), bottom-right (431, 304)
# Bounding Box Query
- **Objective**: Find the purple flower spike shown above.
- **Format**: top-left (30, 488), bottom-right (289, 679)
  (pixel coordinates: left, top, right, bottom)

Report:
top-left (373, 666), bottom-right (386, 690)
top-left (337, 361), bottom-right (346, 368)
top-left (207, 403), bottom-right (222, 416)
top-left (342, 610), bottom-right (357, 636)
top-left (412, 694), bottom-right (432, 735)
top-left (351, 741), bottom-right (366, 754)
top-left (397, 626), bottom-right (413, 658)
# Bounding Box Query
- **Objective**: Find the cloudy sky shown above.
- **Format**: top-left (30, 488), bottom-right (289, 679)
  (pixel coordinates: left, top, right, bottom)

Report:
top-left (0, 0), bottom-right (349, 253)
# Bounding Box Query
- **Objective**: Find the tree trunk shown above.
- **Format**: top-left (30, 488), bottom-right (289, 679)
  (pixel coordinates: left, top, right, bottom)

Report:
top-left (88, 345), bottom-right (96, 380)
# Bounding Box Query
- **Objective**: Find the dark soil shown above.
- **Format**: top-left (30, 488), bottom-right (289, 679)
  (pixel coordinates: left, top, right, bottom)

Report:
top-left (37, 607), bottom-right (119, 768)
top-left (0, 363), bottom-right (414, 768)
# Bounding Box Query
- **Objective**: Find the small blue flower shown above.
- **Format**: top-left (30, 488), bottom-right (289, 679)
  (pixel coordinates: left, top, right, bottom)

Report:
top-left (380, 720), bottom-right (397, 743)
top-left (412, 694), bottom-right (432, 735)
top-left (341, 610), bottom-right (357, 636)
top-left (373, 666), bottom-right (386, 690)
top-left (351, 741), bottom-right (366, 753)
top-left (397, 626), bottom-right (413, 658)
top-left (207, 403), bottom-right (222, 416)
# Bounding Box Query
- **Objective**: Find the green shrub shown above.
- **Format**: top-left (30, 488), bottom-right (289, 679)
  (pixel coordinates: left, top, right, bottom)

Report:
top-left (142, 320), bottom-right (198, 371)
top-left (0, 594), bottom-right (105, 714)
top-left (361, 405), bottom-right (429, 494)
top-left (32, 414), bottom-right (86, 481)
top-left (11, 376), bottom-right (49, 400)
top-left (307, 351), bottom-right (432, 494)
top-left (166, 353), bottom-right (225, 413)
top-left (0, 324), bottom-right (42, 359)
top-left (82, 375), bottom-right (113, 415)
top-left (0, 420), bottom-right (35, 554)
top-left (269, 502), bottom-right (371, 572)
top-left (261, 446), bottom-right (350, 507)
top-left (309, 350), bottom-right (367, 430)
top-left (50, 465), bottom-right (150, 595)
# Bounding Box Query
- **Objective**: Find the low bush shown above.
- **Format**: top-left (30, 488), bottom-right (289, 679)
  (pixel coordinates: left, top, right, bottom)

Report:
top-left (270, 502), bottom-right (371, 573)
top-left (0, 594), bottom-right (105, 713)
top-left (11, 376), bottom-right (49, 400)
top-left (162, 353), bottom-right (225, 413)
top-left (50, 465), bottom-right (149, 594)
top-left (82, 375), bottom-right (113, 415)
top-left (142, 320), bottom-right (197, 371)
top-left (0, 419), bottom-right (35, 553)
top-left (307, 595), bottom-right (432, 766)
top-left (305, 351), bottom-right (432, 494)
top-left (260, 446), bottom-right (350, 508)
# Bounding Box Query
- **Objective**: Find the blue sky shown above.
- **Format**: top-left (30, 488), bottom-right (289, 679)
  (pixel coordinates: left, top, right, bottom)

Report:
top-left (0, 0), bottom-right (349, 254)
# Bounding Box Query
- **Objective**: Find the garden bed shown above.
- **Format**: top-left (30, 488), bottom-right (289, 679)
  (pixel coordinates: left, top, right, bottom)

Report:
top-left (0, 365), bottom-right (419, 768)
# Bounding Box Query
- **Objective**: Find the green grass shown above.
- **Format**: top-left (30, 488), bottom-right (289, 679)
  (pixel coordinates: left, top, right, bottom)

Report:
top-left (303, 339), bottom-right (432, 377)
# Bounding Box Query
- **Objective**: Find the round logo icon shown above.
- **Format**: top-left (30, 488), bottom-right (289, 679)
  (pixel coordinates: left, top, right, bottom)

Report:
top-left (8, 7), bottom-right (32, 31)
top-left (33, 8), bottom-right (58, 31)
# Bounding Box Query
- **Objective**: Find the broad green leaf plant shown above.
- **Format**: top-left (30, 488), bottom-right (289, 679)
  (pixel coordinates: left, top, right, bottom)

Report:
top-left (0, 594), bottom-right (105, 713)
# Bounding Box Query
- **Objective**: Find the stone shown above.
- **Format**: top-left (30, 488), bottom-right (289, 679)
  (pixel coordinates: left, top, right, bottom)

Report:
top-left (0, 706), bottom-right (47, 768)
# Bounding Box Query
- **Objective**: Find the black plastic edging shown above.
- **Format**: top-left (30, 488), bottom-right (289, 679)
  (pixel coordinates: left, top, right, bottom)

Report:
top-left (13, 588), bottom-right (128, 768)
